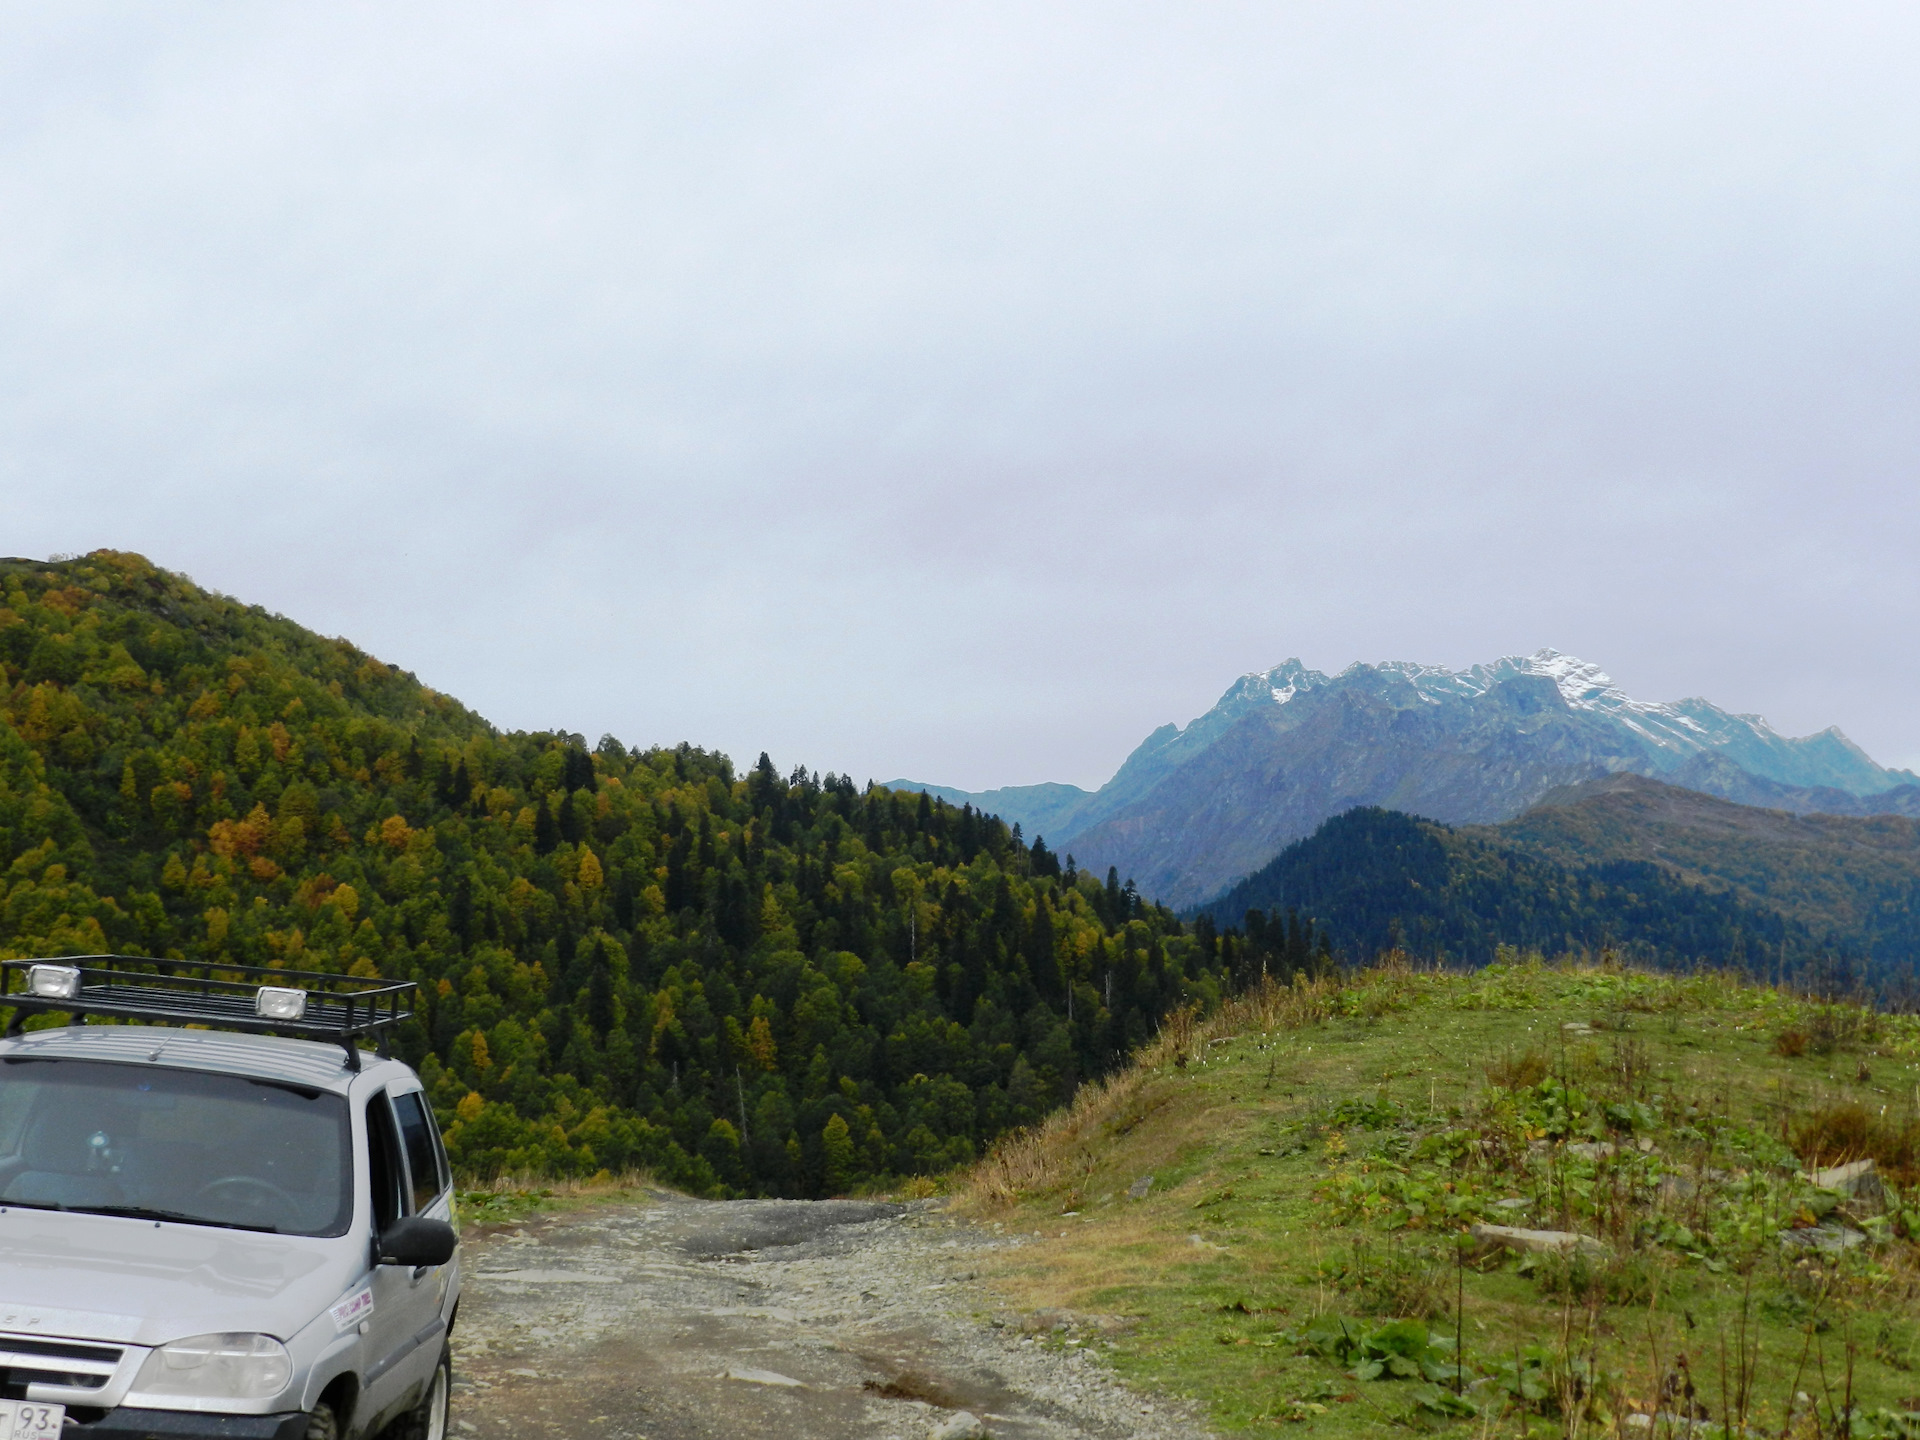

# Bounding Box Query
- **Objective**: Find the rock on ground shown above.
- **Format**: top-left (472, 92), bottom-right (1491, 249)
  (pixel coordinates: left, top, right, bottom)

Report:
top-left (449, 1194), bottom-right (1211, 1440)
top-left (1469, 1223), bottom-right (1611, 1261)
top-left (1810, 1158), bottom-right (1885, 1211)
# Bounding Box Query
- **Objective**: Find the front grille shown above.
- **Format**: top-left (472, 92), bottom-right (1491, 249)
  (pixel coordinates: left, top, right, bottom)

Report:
top-left (0, 1334), bottom-right (123, 1393)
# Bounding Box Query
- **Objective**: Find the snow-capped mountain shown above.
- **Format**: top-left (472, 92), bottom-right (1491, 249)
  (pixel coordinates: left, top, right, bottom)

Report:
top-left (1267, 649), bottom-right (1899, 795)
top-left (892, 649), bottom-right (1917, 909)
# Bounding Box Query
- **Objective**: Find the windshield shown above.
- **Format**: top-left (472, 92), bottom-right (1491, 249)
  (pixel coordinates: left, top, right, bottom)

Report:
top-left (0, 1058), bottom-right (352, 1236)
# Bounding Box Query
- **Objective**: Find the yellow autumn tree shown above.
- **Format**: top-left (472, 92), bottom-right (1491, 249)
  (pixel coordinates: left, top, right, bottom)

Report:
top-left (747, 1015), bottom-right (778, 1071)
top-left (576, 847), bottom-right (604, 890)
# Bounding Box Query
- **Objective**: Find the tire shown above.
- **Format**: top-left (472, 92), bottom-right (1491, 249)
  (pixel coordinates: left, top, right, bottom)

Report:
top-left (303, 1402), bottom-right (339, 1440)
top-left (393, 1346), bottom-right (451, 1440)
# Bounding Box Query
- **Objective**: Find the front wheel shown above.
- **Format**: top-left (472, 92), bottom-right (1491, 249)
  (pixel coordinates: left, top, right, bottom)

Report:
top-left (394, 1346), bottom-right (451, 1440)
top-left (302, 1402), bottom-right (338, 1440)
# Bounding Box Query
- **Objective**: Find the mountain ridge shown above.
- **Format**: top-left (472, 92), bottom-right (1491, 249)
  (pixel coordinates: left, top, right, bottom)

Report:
top-left (1192, 804), bottom-right (1821, 977)
top-left (898, 649), bottom-right (1919, 908)
top-left (1485, 772), bottom-right (1920, 968)
top-left (1189, 774), bottom-right (1920, 985)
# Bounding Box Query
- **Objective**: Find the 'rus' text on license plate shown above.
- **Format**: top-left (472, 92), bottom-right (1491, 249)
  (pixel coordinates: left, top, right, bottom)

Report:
top-left (0, 1401), bottom-right (61, 1440)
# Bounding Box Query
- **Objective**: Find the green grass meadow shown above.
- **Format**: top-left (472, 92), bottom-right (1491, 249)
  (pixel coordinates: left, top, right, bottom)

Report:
top-left (960, 959), bottom-right (1920, 1438)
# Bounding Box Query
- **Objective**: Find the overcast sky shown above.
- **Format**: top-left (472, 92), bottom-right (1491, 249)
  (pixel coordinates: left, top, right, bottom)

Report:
top-left (5, 3), bottom-right (1917, 789)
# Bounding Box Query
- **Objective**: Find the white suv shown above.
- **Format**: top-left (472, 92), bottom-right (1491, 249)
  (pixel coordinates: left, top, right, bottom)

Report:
top-left (0, 958), bottom-right (461, 1440)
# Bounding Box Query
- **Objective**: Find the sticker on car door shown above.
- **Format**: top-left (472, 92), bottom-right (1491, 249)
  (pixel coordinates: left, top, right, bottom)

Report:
top-left (330, 1287), bottom-right (375, 1332)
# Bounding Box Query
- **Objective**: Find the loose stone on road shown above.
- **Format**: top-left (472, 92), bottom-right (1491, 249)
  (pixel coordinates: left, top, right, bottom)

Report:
top-left (452, 1194), bottom-right (1209, 1440)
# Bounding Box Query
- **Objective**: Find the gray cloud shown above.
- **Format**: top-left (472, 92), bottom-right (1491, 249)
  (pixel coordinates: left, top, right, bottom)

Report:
top-left (4, 1), bottom-right (1917, 786)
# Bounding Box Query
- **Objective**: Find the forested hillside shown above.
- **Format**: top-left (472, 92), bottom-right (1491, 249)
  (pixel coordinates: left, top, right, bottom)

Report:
top-left (0, 552), bottom-right (1224, 1195)
top-left (1492, 773), bottom-right (1920, 970)
top-left (1194, 807), bottom-right (1846, 984)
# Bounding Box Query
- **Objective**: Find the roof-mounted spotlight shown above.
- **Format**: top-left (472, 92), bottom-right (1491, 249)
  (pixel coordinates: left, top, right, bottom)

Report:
top-left (254, 986), bottom-right (309, 1022)
top-left (26, 964), bottom-right (81, 1000)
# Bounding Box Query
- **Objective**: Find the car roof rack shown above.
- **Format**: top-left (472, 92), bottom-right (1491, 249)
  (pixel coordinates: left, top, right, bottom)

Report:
top-left (1, 955), bottom-right (414, 1072)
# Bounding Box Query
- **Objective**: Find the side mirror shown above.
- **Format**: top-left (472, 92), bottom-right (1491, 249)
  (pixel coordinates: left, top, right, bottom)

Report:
top-left (379, 1216), bottom-right (457, 1268)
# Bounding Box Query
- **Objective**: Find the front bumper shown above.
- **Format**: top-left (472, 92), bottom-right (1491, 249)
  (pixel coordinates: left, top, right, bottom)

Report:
top-left (63, 1408), bottom-right (310, 1440)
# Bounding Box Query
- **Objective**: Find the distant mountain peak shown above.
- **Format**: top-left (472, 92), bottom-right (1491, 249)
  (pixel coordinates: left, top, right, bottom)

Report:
top-left (1507, 647), bottom-right (1613, 701)
top-left (1218, 657), bottom-right (1325, 711)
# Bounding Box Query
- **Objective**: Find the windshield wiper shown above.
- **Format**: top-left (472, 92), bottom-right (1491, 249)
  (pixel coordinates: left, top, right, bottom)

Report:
top-left (0, 1200), bottom-right (67, 1212)
top-left (79, 1204), bottom-right (278, 1233)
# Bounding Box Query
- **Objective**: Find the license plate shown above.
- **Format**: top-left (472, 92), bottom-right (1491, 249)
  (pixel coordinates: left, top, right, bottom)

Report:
top-left (0, 1402), bottom-right (62, 1440)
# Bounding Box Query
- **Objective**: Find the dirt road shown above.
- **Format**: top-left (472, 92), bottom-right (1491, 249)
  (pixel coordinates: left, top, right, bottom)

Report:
top-left (449, 1194), bottom-right (1209, 1440)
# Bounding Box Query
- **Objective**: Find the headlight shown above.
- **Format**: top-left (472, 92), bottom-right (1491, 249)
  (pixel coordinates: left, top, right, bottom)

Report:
top-left (133, 1333), bottom-right (292, 1400)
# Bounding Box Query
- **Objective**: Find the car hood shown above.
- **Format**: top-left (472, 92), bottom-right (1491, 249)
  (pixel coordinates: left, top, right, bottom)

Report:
top-left (0, 1208), bottom-right (358, 1346)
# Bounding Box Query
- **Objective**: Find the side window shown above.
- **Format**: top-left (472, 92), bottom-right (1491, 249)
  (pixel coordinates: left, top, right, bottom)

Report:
top-left (392, 1091), bottom-right (447, 1212)
top-left (365, 1092), bottom-right (407, 1231)
top-left (0, 1069), bottom-right (35, 1158)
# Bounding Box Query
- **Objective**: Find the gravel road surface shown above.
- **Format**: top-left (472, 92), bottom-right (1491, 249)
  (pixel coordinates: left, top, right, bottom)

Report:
top-left (449, 1194), bottom-right (1209, 1440)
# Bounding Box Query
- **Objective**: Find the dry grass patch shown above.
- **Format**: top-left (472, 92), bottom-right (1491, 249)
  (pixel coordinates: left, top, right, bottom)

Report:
top-left (963, 972), bottom-right (1346, 1212)
top-left (1485, 1048), bottom-right (1550, 1089)
top-left (1792, 1100), bottom-right (1920, 1183)
top-left (982, 1206), bottom-right (1274, 1312)
top-left (966, 1062), bottom-right (1161, 1209)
